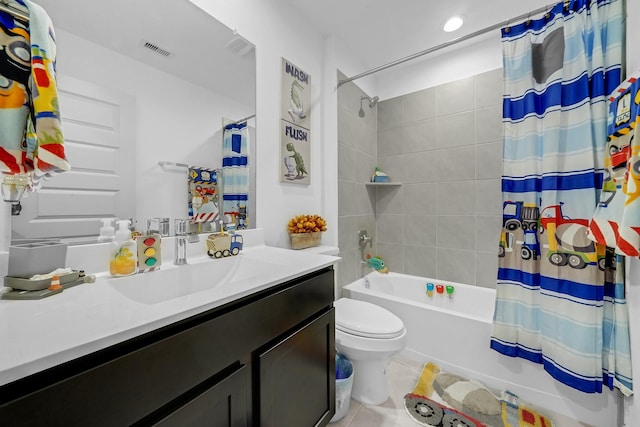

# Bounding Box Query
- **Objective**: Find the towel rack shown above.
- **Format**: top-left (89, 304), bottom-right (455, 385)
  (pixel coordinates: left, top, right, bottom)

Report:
top-left (158, 161), bottom-right (188, 169)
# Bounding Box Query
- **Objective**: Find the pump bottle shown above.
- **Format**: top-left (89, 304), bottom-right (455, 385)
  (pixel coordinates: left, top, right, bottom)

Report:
top-left (110, 220), bottom-right (138, 277)
top-left (98, 218), bottom-right (115, 242)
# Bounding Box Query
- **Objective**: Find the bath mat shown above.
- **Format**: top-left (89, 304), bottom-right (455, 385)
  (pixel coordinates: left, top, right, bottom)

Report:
top-left (501, 390), bottom-right (554, 427)
top-left (404, 393), bottom-right (485, 427)
top-left (403, 362), bottom-right (554, 427)
top-left (403, 362), bottom-right (487, 427)
top-left (432, 372), bottom-right (502, 426)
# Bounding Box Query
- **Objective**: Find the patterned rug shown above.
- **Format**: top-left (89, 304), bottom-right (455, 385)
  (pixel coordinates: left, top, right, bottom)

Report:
top-left (403, 362), bottom-right (554, 427)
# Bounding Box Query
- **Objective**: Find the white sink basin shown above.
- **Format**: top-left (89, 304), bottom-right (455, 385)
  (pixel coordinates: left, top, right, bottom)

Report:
top-left (107, 252), bottom-right (287, 305)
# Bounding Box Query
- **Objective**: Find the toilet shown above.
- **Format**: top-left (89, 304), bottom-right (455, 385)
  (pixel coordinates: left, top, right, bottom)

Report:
top-left (334, 298), bottom-right (406, 405)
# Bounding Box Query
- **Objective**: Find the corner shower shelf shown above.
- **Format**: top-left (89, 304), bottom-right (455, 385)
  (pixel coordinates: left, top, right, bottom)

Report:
top-left (365, 182), bottom-right (402, 187)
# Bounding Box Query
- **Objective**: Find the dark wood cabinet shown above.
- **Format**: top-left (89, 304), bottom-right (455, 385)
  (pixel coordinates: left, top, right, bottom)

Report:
top-left (258, 309), bottom-right (335, 427)
top-left (0, 267), bottom-right (335, 427)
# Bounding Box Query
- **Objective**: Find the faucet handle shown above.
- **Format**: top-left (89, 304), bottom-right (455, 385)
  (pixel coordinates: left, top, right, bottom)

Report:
top-left (174, 219), bottom-right (187, 236)
top-left (358, 230), bottom-right (372, 247)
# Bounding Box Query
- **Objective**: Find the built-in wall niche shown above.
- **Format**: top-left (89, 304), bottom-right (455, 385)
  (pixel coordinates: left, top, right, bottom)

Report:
top-left (11, 0), bottom-right (256, 242)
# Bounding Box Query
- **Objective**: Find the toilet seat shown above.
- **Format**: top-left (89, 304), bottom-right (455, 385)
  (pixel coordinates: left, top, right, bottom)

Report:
top-left (334, 298), bottom-right (404, 339)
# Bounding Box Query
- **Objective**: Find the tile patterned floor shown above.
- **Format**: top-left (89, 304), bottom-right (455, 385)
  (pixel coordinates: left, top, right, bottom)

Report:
top-left (330, 357), bottom-right (593, 427)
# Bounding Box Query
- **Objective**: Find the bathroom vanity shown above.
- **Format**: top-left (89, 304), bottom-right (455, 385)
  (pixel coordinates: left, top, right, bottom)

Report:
top-left (0, 244), bottom-right (338, 426)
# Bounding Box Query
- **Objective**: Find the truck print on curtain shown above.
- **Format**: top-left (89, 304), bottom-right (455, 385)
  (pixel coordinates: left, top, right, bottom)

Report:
top-left (490, 0), bottom-right (632, 395)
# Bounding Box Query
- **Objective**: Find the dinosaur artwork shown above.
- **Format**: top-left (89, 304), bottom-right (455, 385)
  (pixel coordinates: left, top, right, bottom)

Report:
top-left (286, 142), bottom-right (308, 179)
top-left (280, 58), bottom-right (311, 185)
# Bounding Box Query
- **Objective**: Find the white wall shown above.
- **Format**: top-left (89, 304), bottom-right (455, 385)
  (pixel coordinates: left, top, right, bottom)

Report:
top-left (375, 32), bottom-right (502, 101)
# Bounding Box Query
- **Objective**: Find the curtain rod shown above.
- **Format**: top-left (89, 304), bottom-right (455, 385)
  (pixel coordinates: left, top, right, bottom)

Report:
top-left (225, 113), bottom-right (255, 127)
top-left (337, 3), bottom-right (556, 87)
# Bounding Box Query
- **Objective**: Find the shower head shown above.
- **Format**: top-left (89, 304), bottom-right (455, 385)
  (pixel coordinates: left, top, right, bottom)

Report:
top-left (359, 95), bottom-right (378, 117)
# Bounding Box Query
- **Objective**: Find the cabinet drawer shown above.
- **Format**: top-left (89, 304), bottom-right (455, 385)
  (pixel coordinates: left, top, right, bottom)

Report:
top-left (154, 364), bottom-right (248, 427)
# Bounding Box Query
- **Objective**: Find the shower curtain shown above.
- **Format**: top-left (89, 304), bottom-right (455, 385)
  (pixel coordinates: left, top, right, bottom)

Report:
top-left (490, 0), bottom-right (631, 394)
top-left (222, 122), bottom-right (250, 228)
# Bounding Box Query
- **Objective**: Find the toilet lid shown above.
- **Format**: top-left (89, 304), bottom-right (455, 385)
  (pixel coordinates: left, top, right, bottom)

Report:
top-left (334, 298), bottom-right (404, 339)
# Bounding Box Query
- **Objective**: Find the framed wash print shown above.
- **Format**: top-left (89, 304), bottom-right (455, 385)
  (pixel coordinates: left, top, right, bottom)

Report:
top-left (280, 58), bottom-right (311, 185)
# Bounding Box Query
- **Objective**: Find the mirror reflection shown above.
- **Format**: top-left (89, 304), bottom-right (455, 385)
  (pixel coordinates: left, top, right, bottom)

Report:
top-left (11, 0), bottom-right (256, 243)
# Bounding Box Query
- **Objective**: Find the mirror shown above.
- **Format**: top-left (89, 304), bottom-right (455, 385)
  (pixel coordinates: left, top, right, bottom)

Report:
top-left (11, 0), bottom-right (256, 242)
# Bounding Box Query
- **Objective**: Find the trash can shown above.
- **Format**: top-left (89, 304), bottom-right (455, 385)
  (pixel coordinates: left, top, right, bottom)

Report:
top-left (330, 352), bottom-right (354, 423)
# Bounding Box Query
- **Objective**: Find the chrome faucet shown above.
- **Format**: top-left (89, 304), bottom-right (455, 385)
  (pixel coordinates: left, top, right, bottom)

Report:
top-left (358, 230), bottom-right (373, 264)
top-left (358, 230), bottom-right (373, 249)
top-left (174, 219), bottom-right (188, 265)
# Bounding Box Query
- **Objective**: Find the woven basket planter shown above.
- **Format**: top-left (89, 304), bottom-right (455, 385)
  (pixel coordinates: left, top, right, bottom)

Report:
top-left (290, 231), bottom-right (322, 249)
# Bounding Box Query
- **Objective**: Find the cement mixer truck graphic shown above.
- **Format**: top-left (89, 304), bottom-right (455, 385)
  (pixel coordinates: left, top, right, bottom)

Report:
top-left (539, 203), bottom-right (605, 270)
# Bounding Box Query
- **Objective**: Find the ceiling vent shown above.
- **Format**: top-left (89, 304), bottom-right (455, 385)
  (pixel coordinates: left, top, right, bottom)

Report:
top-left (142, 40), bottom-right (172, 57)
top-left (225, 36), bottom-right (254, 56)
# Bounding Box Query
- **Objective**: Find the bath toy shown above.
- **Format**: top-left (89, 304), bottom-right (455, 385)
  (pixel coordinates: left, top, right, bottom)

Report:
top-left (436, 284), bottom-right (444, 294)
top-left (446, 285), bottom-right (455, 297)
top-left (426, 282), bottom-right (434, 297)
top-left (365, 254), bottom-right (389, 274)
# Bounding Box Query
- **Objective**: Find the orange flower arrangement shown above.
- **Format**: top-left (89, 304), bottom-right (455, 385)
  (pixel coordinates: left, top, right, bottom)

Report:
top-left (287, 214), bottom-right (327, 234)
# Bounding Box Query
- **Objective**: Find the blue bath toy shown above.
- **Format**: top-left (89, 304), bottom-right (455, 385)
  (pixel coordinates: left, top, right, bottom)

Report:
top-left (426, 282), bottom-right (434, 297)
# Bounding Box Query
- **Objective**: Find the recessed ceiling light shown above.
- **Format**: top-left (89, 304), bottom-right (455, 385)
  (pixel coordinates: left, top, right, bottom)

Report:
top-left (444, 16), bottom-right (463, 32)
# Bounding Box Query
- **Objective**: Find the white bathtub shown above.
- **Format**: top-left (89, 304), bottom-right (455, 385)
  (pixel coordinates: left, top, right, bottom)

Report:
top-left (343, 271), bottom-right (617, 426)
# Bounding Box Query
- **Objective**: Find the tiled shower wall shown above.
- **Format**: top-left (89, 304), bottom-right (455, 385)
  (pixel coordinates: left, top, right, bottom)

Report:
top-left (336, 71), bottom-right (378, 291)
top-left (336, 69), bottom-right (504, 293)
top-left (375, 69), bottom-right (503, 288)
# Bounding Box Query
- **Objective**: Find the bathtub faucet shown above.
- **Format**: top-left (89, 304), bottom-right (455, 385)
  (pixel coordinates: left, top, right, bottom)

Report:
top-left (358, 230), bottom-right (372, 250)
top-left (358, 230), bottom-right (373, 264)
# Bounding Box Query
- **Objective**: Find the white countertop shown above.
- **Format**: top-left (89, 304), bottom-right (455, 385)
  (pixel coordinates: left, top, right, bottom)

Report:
top-left (0, 244), bottom-right (340, 387)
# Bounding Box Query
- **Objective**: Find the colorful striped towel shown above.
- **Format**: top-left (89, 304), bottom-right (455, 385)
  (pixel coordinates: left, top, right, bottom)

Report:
top-left (24, 0), bottom-right (70, 186)
top-left (0, 1), bottom-right (70, 187)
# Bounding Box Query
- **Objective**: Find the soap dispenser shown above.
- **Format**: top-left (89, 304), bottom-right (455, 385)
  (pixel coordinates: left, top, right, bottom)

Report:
top-left (98, 218), bottom-right (115, 242)
top-left (110, 220), bottom-right (138, 277)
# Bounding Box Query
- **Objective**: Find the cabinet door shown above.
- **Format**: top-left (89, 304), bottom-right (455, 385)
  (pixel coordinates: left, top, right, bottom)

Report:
top-left (258, 309), bottom-right (335, 427)
top-left (154, 365), bottom-right (248, 427)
